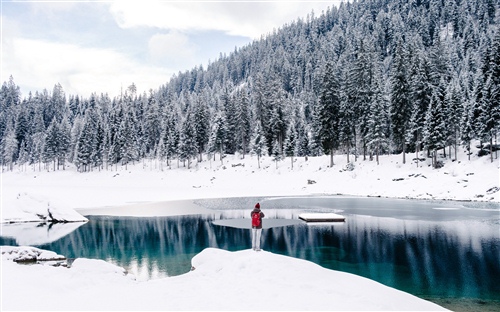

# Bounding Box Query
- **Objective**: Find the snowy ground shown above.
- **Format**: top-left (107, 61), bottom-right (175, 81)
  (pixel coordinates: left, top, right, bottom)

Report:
top-left (1, 246), bottom-right (447, 311)
top-left (2, 146), bottom-right (499, 224)
top-left (1, 145), bottom-right (498, 310)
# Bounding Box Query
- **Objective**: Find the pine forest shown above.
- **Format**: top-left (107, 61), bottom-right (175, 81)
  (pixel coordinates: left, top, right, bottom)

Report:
top-left (1, 0), bottom-right (499, 173)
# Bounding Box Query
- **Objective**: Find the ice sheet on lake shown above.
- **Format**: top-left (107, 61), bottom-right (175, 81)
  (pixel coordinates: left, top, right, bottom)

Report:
top-left (1, 222), bottom-right (86, 245)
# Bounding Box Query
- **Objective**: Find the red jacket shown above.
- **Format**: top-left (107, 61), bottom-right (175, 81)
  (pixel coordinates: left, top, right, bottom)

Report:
top-left (251, 208), bottom-right (265, 229)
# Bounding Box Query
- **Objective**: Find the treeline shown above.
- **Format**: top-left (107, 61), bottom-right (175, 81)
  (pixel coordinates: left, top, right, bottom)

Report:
top-left (1, 0), bottom-right (499, 172)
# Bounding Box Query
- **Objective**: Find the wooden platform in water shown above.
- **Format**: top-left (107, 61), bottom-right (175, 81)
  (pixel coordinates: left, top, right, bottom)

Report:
top-left (298, 213), bottom-right (345, 222)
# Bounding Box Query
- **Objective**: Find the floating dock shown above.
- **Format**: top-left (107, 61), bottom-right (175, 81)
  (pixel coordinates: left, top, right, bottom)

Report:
top-left (298, 213), bottom-right (345, 222)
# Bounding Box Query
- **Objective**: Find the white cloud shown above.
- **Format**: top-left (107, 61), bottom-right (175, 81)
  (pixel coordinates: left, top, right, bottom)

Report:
top-left (2, 1), bottom-right (342, 97)
top-left (109, 1), bottom-right (338, 39)
top-left (2, 37), bottom-right (172, 98)
top-left (148, 32), bottom-right (198, 69)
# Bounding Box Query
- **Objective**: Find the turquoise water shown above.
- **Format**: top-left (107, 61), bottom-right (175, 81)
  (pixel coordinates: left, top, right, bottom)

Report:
top-left (1, 196), bottom-right (499, 311)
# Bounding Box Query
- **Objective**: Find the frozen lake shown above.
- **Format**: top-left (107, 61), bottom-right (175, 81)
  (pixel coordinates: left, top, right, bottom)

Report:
top-left (1, 196), bottom-right (499, 311)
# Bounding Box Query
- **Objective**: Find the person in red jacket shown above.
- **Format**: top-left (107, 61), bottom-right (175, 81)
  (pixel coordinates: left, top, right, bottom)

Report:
top-left (251, 202), bottom-right (265, 251)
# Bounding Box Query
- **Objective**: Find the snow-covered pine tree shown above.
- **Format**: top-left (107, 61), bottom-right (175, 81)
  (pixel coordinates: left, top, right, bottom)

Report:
top-left (43, 118), bottom-right (59, 171)
top-left (1, 125), bottom-right (17, 170)
top-left (271, 138), bottom-right (282, 169)
top-left (423, 85), bottom-right (447, 168)
top-left (143, 91), bottom-right (162, 158)
top-left (338, 57), bottom-right (355, 164)
top-left (207, 111), bottom-right (226, 164)
top-left (117, 109), bottom-right (139, 170)
top-left (317, 62), bottom-right (340, 167)
top-left (193, 94), bottom-right (210, 162)
top-left (479, 26), bottom-right (500, 162)
top-left (75, 113), bottom-right (95, 172)
top-left (406, 46), bottom-right (432, 166)
top-left (390, 38), bottom-right (411, 164)
top-left (221, 85), bottom-right (237, 154)
top-left (166, 113), bottom-right (180, 168)
top-left (444, 76), bottom-right (463, 161)
top-left (92, 114), bottom-right (105, 171)
top-left (365, 63), bottom-right (389, 165)
top-left (349, 39), bottom-right (374, 161)
top-left (284, 122), bottom-right (297, 169)
top-left (178, 108), bottom-right (198, 169)
top-left (14, 105), bottom-right (29, 161)
top-left (268, 80), bottom-right (288, 156)
top-left (250, 121), bottom-right (267, 169)
top-left (29, 108), bottom-right (46, 171)
top-left (236, 88), bottom-right (252, 158)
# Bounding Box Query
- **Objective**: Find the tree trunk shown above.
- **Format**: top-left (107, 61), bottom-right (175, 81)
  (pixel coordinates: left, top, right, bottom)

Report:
top-left (467, 141), bottom-right (471, 161)
top-left (490, 136), bottom-right (493, 163)
top-left (353, 127), bottom-right (358, 162)
top-left (363, 140), bottom-right (366, 161)
top-left (415, 140), bottom-right (419, 168)
top-left (454, 136), bottom-right (458, 161)
top-left (402, 142), bottom-right (406, 164)
top-left (330, 149), bottom-right (334, 167)
top-left (346, 143), bottom-right (350, 164)
top-left (496, 133), bottom-right (498, 160)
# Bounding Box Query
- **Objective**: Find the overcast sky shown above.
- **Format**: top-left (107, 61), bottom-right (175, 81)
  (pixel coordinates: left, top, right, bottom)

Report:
top-left (1, 1), bottom-right (340, 98)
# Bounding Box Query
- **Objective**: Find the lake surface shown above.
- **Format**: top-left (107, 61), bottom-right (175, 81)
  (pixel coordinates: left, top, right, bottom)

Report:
top-left (1, 196), bottom-right (499, 311)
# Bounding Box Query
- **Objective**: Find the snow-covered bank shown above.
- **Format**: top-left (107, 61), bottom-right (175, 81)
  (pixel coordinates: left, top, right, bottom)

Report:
top-left (1, 246), bottom-right (447, 311)
top-left (1, 145), bottom-right (498, 223)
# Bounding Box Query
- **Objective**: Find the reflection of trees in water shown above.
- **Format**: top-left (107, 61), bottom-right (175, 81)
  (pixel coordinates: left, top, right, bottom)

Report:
top-left (39, 216), bottom-right (252, 277)
top-left (39, 214), bottom-right (499, 299)
top-left (264, 216), bottom-right (499, 300)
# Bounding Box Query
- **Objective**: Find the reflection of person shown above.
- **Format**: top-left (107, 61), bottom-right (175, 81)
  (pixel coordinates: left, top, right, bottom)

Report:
top-left (251, 203), bottom-right (265, 251)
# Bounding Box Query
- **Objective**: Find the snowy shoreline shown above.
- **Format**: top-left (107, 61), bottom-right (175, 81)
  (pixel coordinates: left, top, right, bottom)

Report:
top-left (1, 245), bottom-right (448, 311)
top-left (2, 147), bottom-right (499, 224)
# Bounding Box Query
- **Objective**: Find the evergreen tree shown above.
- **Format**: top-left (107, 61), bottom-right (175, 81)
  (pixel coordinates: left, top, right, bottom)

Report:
top-left (208, 111), bottom-right (226, 164)
top-left (29, 109), bottom-right (46, 171)
top-left (338, 61), bottom-right (355, 163)
top-left (390, 39), bottom-right (411, 163)
top-left (14, 106), bottom-right (29, 161)
top-left (284, 122), bottom-right (297, 169)
top-left (423, 89), bottom-right (447, 168)
top-left (43, 118), bottom-right (59, 170)
top-left (272, 139), bottom-right (282, 169)
top-left (178, 109), bottom-right (198, 169)
top-left (236, 89), bottom-right (252, 157)
top-left (117, 109), bottom-right (139, 169)
top-left (1, 126), bottom-right (17, 170)
top-left (75, 114), bottom-right (95, 172)
top-left (406, 48), bottom-right (432, 166)
top-left (250, 121), bottom-right (267, 169)
top-left (268, 82), bottom-right (288, 155)
top-left (295, 118), bottom-right (310, 159)
top-left (317, 62), bottom-right (340, 167)
top-left (460, 98), bottom-right (476, 161)
top-left (193, 95), bottom-right (210, 162)
top-left (365, 64), bottom-right (389, 165)
top-left (221, 86), bottom-right (237, 154)
top-left (143, 92), bottom-right (162, 157)
top-left (444, 77), bottom-right (463, 161)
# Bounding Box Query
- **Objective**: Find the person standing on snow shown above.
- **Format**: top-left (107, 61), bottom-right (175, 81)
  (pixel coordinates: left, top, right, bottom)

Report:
top-left (251, 203), bottom-right (265, 251)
